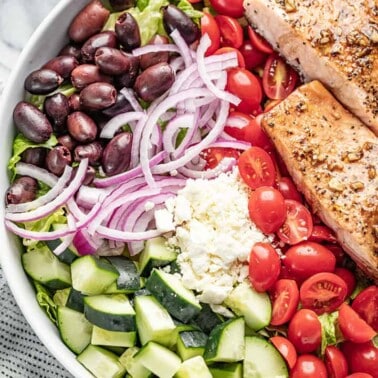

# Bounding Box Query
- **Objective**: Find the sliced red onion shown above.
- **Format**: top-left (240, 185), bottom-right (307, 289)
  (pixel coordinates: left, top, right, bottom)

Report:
top-left (73, 228), bottom-right (101, 255)
top-left (179, 157), bottom-right (237, 179)
top-left (5, 219), bottom-right (76, 241)
top-left (208, 140), bottom-right (251, 150)
top-left (226, 114), bottom-right (250, 129)
top-left (93, 151), bottom-right (167, 188)
top-left (150, 123), bottom-right (163, 154)
top-left (132, 43), bottom-right (181, 56)
top-left (66, 198), bottom-right (86, 221)
top-left (15, 162), bottom-right (58, 187)
top-left (6, 159), bottom-right (89, 223)
top-left (170, 56), bottom-right (185, 73)
top-left (52, 235), bottom-right (75, 256)
top-left (129, 114), bottom-right (148, 169)
top-left (197, 34), bottom-right (240, 106)
top-left (76, 185), bottom-right (110, 209)
top-left (120, 88), bottom-right (144, 112)
top-left (100, 111), bottom-right (146, 139)
top-left (76, 202), bottom-right (102, 229)
top-left (198, 100), bottom-right (220, 128)
top-left (170, 29), bottom-right (193, 68)
top-left (7, 164), bottom-right (73, 213)
top-left (96, 225), bottom-right (162, 242)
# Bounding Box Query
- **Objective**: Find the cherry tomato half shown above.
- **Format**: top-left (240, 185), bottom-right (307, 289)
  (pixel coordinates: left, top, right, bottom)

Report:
top-left (288, 309), bottom-right (322, 354)
top-left (334, 267), bottom-right (356, 297)
top-left (201, 12), bottom-right (220, 56)
top-left (300, 272), bottom-right (348, 315)
top-left (226, 68), bottom-right (263, 114)
top-left (239, 40), bottom-right (267, 70)
top-left (325, 345), bottom-right (348, 378)
top-left (283, 242), bottom-right (336, 281)
top-left (291, 355), bottom-right (328, 378)
top-left (338, 303), bottom-right (376, 344)
top-left (276, 177), bottom-right (302, 202)
top-left (248, 186), bottom-right (286, 234)
top-left (341, 341), bottom-right (378, 377)
top-left (352, 286), bottom-right (378, 332)
top-left (270, 279), bottom-right (299, 326)
top-left (270, 336), bottom-right (297, 369)
top-left (214, 47), bottom-right (245, 68)
top-left (247, 25), bottom-right (274, 54)
top-left (238, 147), bottom-right (276, 189)
top-left (277, 200), bottom-right (313, 245)
top-left (201, 147), bottom-right (240, 170)
top-left (346, 374), bottom-right (374, 378)
top-left (249, 242), bottom-right (281, 292)
top-left (263, 54), bottom-right (298, 100)
top-left (215, 15), bottom-right (243, 49)
top-left (209, 0), bottom-right (245, 18)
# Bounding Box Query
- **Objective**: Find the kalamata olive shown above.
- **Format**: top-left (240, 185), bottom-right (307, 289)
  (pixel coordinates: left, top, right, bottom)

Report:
top-left (74, 141), bottom-right (103, 165)
top-left (72, 165), bottom-right (96, 185)
top-left (114, 54), bottom-right (140, 88)
top-left (102, 92), bottom-right (132, 117)
top-left (102, 132), bottom-right (132, 176)
top-left (24, 69), bottom-right (63, 95)
top-left (109, 0), bottom-right (135, 11)
top-left (57, 134), bottom-right (77, 151)
top-left (13, 102), bottom-right (53, 143)
top-left (59, 43), bottom-right (82, 60)
top-left (46, 146), bottom-right (72, 176)
top-left (81, 31), bottom-right (118, 63)
top-left (20, 147), bottom-right (47, 167)
top-left (71, 64), bottom-right (112, 90)
top-left (43, 56), bottom-right (79, 79)
top-left (68, 0), bottom-right (110, 43)
top-left (134, 62), bottom-right (174, 102)
top-left (94, 47), bottom-right (132, 76)
top-left (67, 111), bottom-right (97, 143)
top-left (162, 5), bottom-right (200, 45)
top-left (80, 82), bottom-right (117, 111)
top-left (5, 176), bottom-right (38, 205)
top-left (43, 93), bottom-right (70, 133)
top-left (140, 35), bottom-right (170, 70)
top-left (115, 13), bottom-right (141, 52)
top-left (68, 93), bottom-right (81, 112)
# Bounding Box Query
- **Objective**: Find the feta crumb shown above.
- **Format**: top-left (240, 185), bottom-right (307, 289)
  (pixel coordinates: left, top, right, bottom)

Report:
top-left (144, 201), bottom-right (155, 212)
top-left (154, 209), bottom-right (175, 233)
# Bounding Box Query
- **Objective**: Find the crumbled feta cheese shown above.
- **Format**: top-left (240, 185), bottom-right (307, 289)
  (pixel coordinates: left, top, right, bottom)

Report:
top-left (164, 168), bottom-right (273, 306)
top-left (144, 201), bottom-right (155, 212)
top-left (154, 209), bottom-right (175, 233)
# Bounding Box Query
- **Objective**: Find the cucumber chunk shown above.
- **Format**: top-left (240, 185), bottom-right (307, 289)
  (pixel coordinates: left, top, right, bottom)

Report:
top-left (71, 255), bottom-right (119, 295)
top-left (224, 281), bottom-right (271, 331)
top-left (134, 295), bottom-right (176, 347)
top-left (145, 269), bottom-right (201, 323)
top-left (107, 256), bottom-right (141, 291)
top-left (22, 247), bottom-right (71, 289)
top-left (66, 288), bottom-right (86, 313)
top-left (194, 303), bottom-right (224, 334)
top-left (84, 294), bottom-right (136, 332)
top-left (77, 345), bottom-right (125, 378)
top-left (204, 317), bottom-right (245, 363)
top-left (119, 347), bottom-right (152, 378)
top-left (210, 362), bottom-right (243, 378)
top-left (91, 325), bottom-right (136, 348)
top-left (57, 306), bottom-right (92, 355)
top-left (137, 341), bottom-right (181, 378)
top-left (243, 336), bottom-right (288, 378)
top-left (177, 330), bottom-right (208, 360)
top-left (176, 355), bottom-right (212, 378)
top-left (139, 237), bottom-right (177, 276)
top-left (53, 288), bottom-right (70, 307)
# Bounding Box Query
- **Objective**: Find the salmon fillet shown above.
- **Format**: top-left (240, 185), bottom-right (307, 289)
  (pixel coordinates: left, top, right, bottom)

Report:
top-left (261, 81), bottom-right (378, 281)
top-left (244, 0), bottom-right (378, 135)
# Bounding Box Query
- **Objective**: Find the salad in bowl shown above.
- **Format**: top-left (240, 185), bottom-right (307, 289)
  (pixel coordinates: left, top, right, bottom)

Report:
top-left (1, 0), bottom-right (377, 377)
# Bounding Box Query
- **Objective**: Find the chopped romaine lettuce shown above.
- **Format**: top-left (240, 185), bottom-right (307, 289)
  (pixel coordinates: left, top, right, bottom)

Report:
top-left (53, 288), bottom-right (71, 307)
top-left (318, 311), bottom-right (343, 355)
top-left (34, 281), bottom-right (58, 325)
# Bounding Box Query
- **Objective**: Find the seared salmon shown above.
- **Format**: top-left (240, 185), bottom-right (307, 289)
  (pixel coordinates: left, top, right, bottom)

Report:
top-left (261, 81), bottom-right (378, 281)
top-left (244, 0), bottom-right (378, 135)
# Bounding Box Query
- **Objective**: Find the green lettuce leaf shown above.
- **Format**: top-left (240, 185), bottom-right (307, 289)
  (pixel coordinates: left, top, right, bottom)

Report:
top-left (318, 311), bottom-right (343, 355)
top-left (173, 0), bottom-right (203, 20)
top-left (8, 133), bottom-right (58, 179)
top-left (53, 288), bottom-right (71, 307)
top-left (33, 281), bottom-right (58, 325)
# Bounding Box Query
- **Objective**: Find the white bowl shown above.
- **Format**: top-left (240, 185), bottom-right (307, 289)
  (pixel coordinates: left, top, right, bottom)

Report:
top-left (0, 1), bottom-right (95, 377)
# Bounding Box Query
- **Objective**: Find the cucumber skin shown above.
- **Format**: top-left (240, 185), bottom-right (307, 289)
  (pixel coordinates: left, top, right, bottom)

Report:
top-left (107, 257), bottom-right (141, 291)
top-left (210, 363), bottom-right (243, 378)
top-left (145, 270), bottom-right (201, 323)
top-left (66, 288), bottom-right (85, 313)
top-left (194, 304), bottom-right (224, 334)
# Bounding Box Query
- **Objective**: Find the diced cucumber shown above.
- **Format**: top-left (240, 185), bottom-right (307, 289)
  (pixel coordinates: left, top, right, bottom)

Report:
top-left (77, 345), bottom-right (125, 378)
top-left (139, 237), bottom-right (177, 276)
top-left (66, 288), bottom-right (86, 313)
top-left (119, 347), bottom-right (152, 378)
top-left (244, 336), bottom-right (288, 378)
top-left (53, 288), bottom-right (70, 307)
top-left (134, 288), bottom-right (151, 297)
top-left (84, 294), bottom-right (136, 332)
top-left (137, 341), bottom-right (181, 378)
top-left (57, 306), bottom-right (92, 355)
top-left (204, 317), bottom-right (245, 363)
top-left (91, 325), bottom-right (136, 348)
top-left (22, 247), bottom-right (71, 290)
top-left (107, 256), bottom-right (141, 291)
top-left (71, 255), bottom-right (119, 295)
top-left (177, 330), bottom-right (208, 360)
top-left (145, 269), bottom-right (201, 323)
top-left (194, 303), bottom-right (224, 334)
top-left (210, 362), bottom-right (243, 378)
top-left (46, 224), bottom-right (79, 264)
top-left (134, 295), bottom-right (176, 347)
top-left (224, 281), bottom-right (271, 331)
top-left (176, 355), bottom-right (212, 378)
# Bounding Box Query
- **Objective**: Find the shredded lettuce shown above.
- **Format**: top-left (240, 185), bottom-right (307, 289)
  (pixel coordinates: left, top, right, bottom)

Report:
top-left (8, 133), bottom-right (58, 179)
top-left (34, 281), bottom-right (58, 325)
top-left (318, 311), bottom-right (343, 355)
top-left (53, 288), bottom-right (70, 307)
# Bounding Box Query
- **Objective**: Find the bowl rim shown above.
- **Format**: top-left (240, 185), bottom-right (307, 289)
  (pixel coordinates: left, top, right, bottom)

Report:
top-left (0, 0), bottom-right (94, 377)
